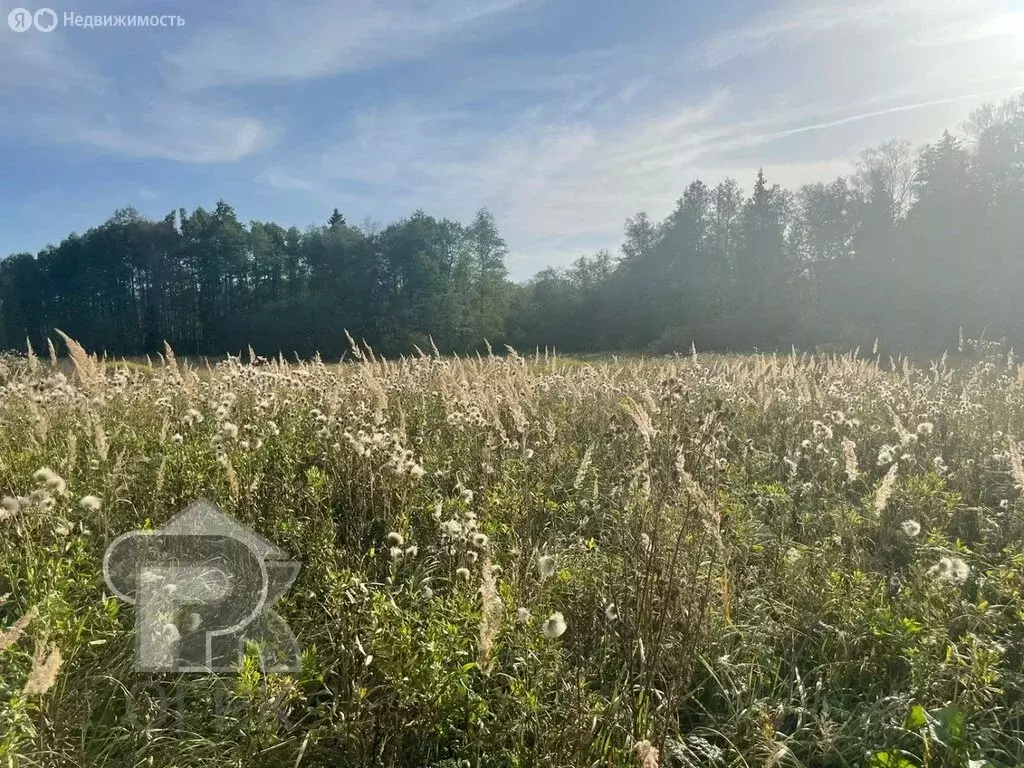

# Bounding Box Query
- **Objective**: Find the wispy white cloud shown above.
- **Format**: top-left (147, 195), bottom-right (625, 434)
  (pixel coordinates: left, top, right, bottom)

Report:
top-left (4, 0), bottom-right (1022, 277)
top-left (261, 67), bottom-right (1024, 278)
top-left (0, 30), bottom-right (105, 94)
top-left (45, 102), bottom-right (276, 163)
top-left (748, 86), bottom-right (1024, 144)
top-left (695, 0), bottom-right (996, 69)
top-left (164, 0), bottom-right (545, 90)
top-left (0, 18), bottom-right (274, 162)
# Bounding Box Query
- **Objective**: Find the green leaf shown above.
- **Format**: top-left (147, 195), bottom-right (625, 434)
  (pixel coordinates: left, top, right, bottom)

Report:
top-left (932, 703), bottom-right (966, 745)
top-left (868, 750), bottom-right (917, 768)
top-left (904, 704), bottom-right (928, 730)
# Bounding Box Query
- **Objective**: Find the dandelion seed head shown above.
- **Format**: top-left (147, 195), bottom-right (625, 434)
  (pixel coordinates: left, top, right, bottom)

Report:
top-left (537, 554), bottom-right (556, 580)
top-left (930, 556), bottom-right (970, 584)
top-left (900, 519), bottom-right (921, 537)
top-left (0, 496), bottom-right (20, 521)
top-left (79, 495), bottom-right (102, 512)
top-left (33, 467), bottom-right (66, 494)
top-left (542, 611), bottom-right (567, 639)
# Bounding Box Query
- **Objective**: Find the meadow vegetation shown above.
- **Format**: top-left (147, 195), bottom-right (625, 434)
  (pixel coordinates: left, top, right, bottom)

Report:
top-left (2, 335), bottom-right (1024, 767)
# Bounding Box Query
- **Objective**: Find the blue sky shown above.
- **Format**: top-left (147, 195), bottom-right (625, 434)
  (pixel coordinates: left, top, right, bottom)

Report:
top-left (1, 0), bottom-right (1022, 278)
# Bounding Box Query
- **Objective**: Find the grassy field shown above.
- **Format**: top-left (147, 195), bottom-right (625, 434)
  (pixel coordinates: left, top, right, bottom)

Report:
top-left (2, 338), bottom-right (1024, 767)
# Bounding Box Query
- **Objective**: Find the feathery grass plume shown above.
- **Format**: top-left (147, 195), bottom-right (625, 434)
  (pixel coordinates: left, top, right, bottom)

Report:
top-left (0, 607), bottom-right (37, 653)
top-left (361, 338), bottom-right (377, 364)
top-left (874, 462), bottom-right (899, 515)
top-left (477, 558), bottom-right (503, 673)
top-left (573, 444), bottom-right (594, 491)
top-left (224, 456), bottom-right (240, 499)
top-left (677, 462), bottom-right (723, 554)
top-left (163, 340), bottom-right (179, 374)
top-left (639, 533), bottom-right (652, 554)
top-left (47, 337), bottom-right (57, 367)
top-left (1009, 441), bottom-right (1024, 491)
top-left (343, 329), bottom-right (364, 361)
top-left (23, 643), bottom-right (62, 695)
top-left (622, 397), bottom-right (656, 449)
top-left (842, 438), bottom-right (860, 481)
top-left (888, 407), bottom-right (913, 447)
top-left (92, 417), bottom-right (109, 461)
top-left (26, 337), bottom-right (38, 372)
top-left (55, 329), bottom-right (100, 390)
top-left (633, 739), bottom-right (660, 768)
top-left (541, 611), bottom-right (566, 639)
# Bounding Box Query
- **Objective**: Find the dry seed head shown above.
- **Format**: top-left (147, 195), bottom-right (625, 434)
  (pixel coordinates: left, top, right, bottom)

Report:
top-left (537, 554), bottom-right (556, 580)
top-left (79, 495), bottom-right (102, 512)
top-left (633, 740), bottom-right (660, 768)
top-left (23, 643), bottom-right (62, 696)
top-left (541, 611), bottom-right (567, 639)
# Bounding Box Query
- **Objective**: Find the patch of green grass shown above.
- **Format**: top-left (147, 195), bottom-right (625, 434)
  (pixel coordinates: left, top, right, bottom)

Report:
top-left (1, 343), bottom-right (1023, 766)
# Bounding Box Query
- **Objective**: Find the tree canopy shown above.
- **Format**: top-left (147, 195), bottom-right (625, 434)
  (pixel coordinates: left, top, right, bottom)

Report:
top-left (3, 96), bottom-right (1023, 358)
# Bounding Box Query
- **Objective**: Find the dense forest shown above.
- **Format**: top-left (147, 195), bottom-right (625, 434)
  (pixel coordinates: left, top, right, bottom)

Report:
top-left (2, 96), bottom-right (1022, 358)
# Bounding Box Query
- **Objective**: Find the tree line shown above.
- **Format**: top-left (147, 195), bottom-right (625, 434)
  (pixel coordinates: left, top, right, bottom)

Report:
top-left (2, 96), bottom-right (1022, 358)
